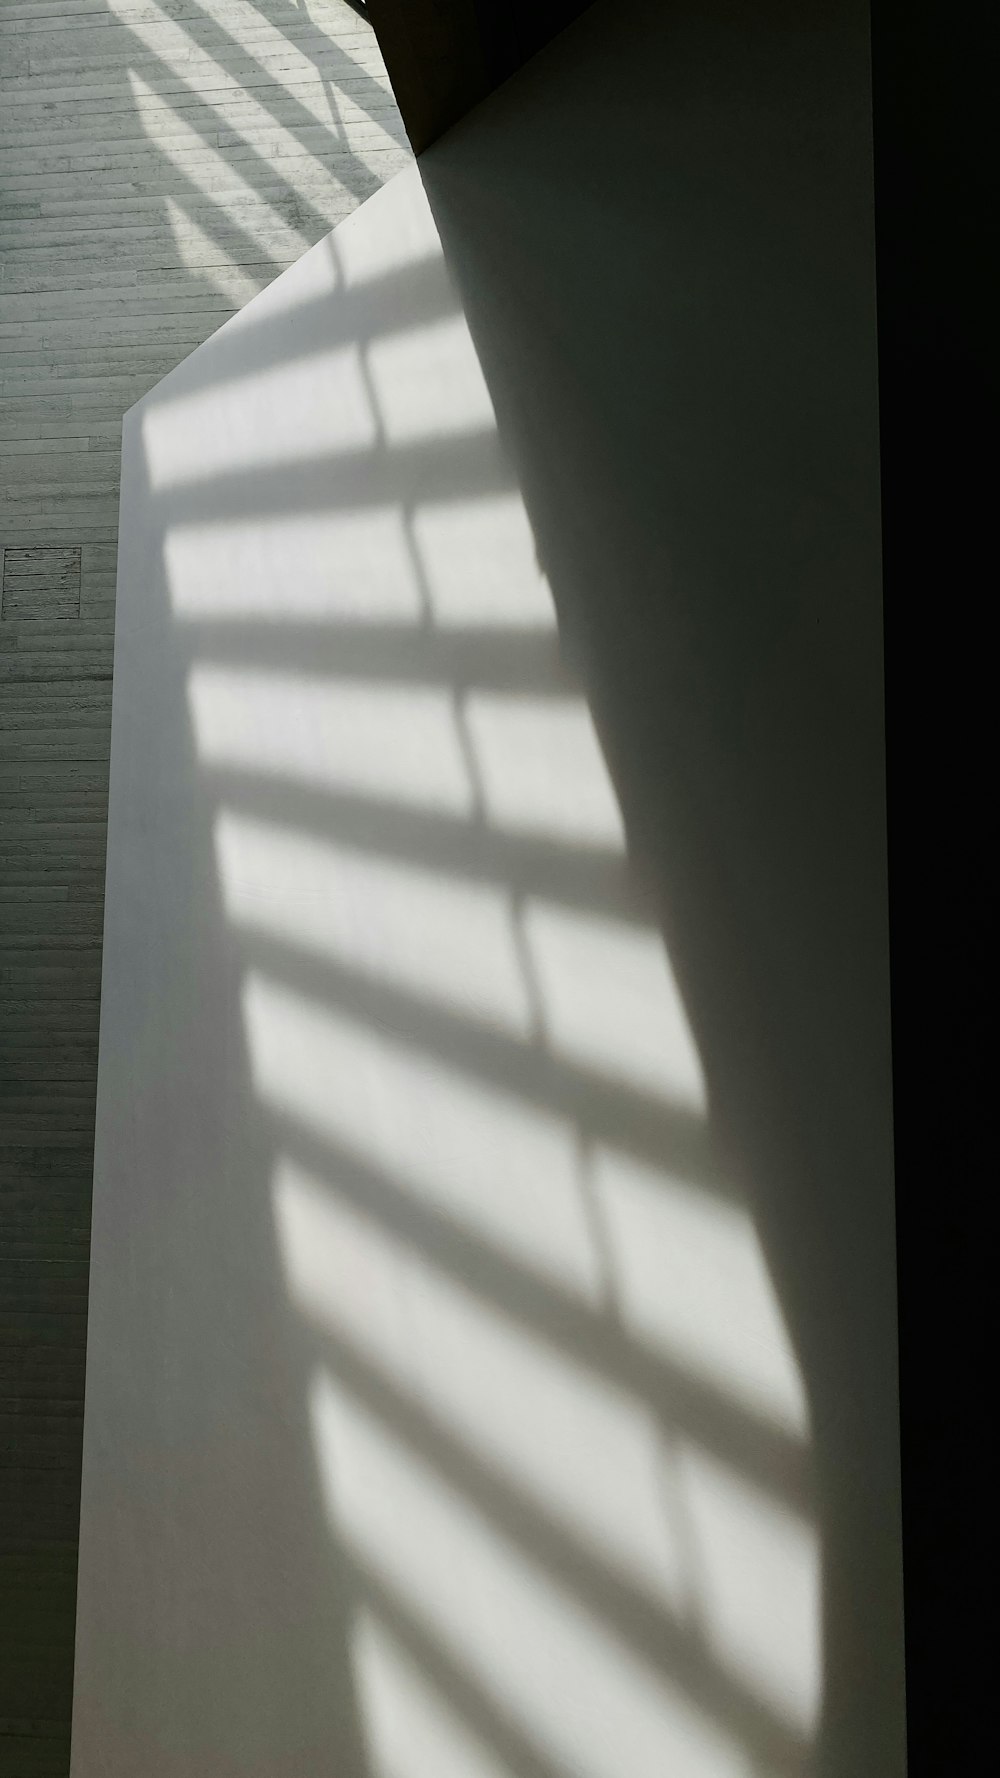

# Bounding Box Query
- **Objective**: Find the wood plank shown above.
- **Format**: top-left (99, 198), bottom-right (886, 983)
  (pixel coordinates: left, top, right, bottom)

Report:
top-left (1, 12), bottom-right (407, 1767)
top-left (1, 548), bottom-right (81, 619)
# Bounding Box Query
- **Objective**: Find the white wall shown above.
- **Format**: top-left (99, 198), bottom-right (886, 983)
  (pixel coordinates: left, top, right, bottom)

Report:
top-left (73, 4), bottom-right (902, 1775)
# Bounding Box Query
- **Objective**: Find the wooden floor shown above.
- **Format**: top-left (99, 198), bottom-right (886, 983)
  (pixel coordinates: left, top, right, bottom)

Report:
top-left (0, 5), bottom-right (409, 1768)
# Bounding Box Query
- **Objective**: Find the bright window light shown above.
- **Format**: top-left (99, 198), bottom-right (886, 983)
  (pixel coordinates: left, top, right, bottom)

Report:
top-left (274, 1159), bottom-right (689, 1607)
top-left (126, 70), bottom-right (311, 264)
top-left (677, 1443), bottom-right (822, 1733)
top-left (311, 1371), bottom-right (750, 1778)
top-left (223, 234), bottom-right (341, 333)
top-left (215, 811), bottom-right (532, 1032)
top-left (350, 1607), bottom-right (518, 1778)
top-left (143, 343), bottom-right (376, 487)
top-left (521, 900), bottom-right (708, 1110)
top-left (413, 494), bottom-right (557, 631)
top-left (243, 974), bottom-right (602, 1299)
top-left (163, 199), bottom-right (261, 309)
top-left (113, 0), bottom-right (345, 128)
top-left (593, 1145), bottom-right (811, 1438)
top-left (335, 172), bottom-right (445, 287)
top-left (188, 668), bottom-right (475, 815)
top-left (166, 509), bottom-right (421, 622)
top-left (463, 692), bottom-right (627, 849)
top-left (367, 316), bottom-right (496, 444)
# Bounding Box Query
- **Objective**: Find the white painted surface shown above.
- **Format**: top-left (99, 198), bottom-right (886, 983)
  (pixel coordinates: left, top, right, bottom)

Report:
top-left (73, 6), bottom-right (902, 1776)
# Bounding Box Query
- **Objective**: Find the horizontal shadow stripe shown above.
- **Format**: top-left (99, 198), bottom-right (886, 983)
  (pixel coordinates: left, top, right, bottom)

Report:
top-left (144, 429), bottom-right (514, 523)
top-left (307, 1319), bottom-right (810, 1776)
top-left (111, 95), bottom-right (289, 284)
top-left (343, 1557), bottom-right (570, 1778)
top-left (204, 772), bottom-right (641, 919)
top-left (240, 928), bottom-right (715, 1181)
top-left (179, 629), bottom-right (570, 694)
top-left (272, 1114), bottom-right (814, 1510)
top-left (147, 256), bottom-right (458, 406)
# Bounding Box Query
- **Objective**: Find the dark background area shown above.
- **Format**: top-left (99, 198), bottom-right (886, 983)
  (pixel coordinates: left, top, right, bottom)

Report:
top-left (366, 0), bottom-right (594, 151)
top-left (870, 0), bottom-right (995, 1768)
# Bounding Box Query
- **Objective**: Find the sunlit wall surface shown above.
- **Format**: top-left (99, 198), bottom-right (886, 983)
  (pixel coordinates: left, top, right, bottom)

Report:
top-left (72, 6), bottom-right (901, 1769)
top-left (72, 161), bottom-right (829, 1778)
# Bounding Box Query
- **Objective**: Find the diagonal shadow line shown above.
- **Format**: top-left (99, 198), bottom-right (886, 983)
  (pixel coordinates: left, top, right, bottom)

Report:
top-left (145, 430), bottom-right (516, 523)
top-left (241, 0), bottom-right (398, 123)
top-left (343, 1560), bottom-right (575, 1778)
top-left (119, 44), bottom-right (342, 249)
top-left (136, 213), bottom-right (283, 305)
top-left (174, 0), bottom-right (384, 87)
top-left (179, 628), bottom-right (570, 693)
top-left (0, 88), bottom-right (396, 182)
top-left (120, 0), bottom-right (405, 179)
top-left (203, 772), bottom-right (639, 918)
top-left (184, 0), bottom-right (373, 54)
top-left (345, 1539), bottom-right (808, 1778)
top-left (71, 46), bottom-right (400, 144)
top-left (239, 929), bottom-right (717, 1186)
top-left (217, 0), bottom-right (403, 128)
top-left (306, 1319), bottom-right (811, 1775)
top-left (118, 107), bottom-right (296, 289)
top-left (271, 1112), bottom-right (813, 1508)
top-left (135, 256), bottom-right (464, 401)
